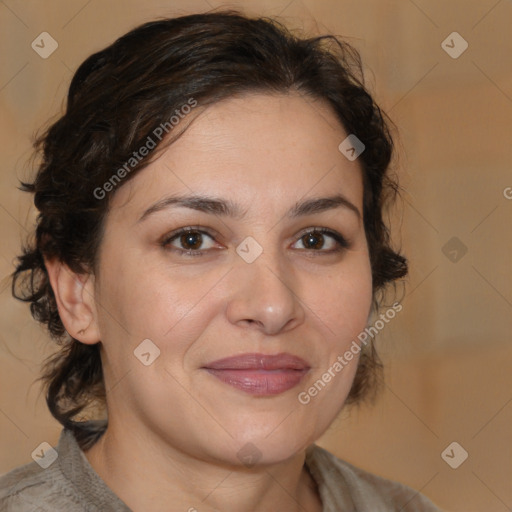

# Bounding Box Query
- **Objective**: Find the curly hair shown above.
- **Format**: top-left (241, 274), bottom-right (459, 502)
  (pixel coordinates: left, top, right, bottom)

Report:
top-left (12, 10), bottom-right (407, 445)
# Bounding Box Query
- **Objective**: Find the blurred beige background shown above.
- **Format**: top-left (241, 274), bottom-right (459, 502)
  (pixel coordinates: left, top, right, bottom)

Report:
top-left (1, 0), bottom-right (511, 510)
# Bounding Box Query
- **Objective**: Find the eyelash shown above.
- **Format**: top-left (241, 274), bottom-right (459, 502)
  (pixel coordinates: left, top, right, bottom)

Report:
top-left (161, 226), bottom-right (350, 257)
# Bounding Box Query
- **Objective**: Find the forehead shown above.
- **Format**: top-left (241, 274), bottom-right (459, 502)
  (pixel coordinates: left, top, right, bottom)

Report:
top-left (110, 92), bottom-right (364, 220)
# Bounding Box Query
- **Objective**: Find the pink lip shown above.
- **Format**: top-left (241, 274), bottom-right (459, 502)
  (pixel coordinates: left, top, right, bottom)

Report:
top-left (203, 353), bottom-right (310, 396)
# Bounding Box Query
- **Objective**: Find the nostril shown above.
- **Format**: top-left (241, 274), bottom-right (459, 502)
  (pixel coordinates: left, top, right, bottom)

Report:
top-left (244, 319), bottom-right (261, 327)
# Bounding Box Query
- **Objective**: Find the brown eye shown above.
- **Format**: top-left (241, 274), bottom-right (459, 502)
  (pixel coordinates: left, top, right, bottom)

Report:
top-left (292, 228), bottom-right (349, 253)
top-left (301, 232), bottom-right (325, 250)
top-left (180, 231), bottom-right (203, 250)
top-left (162, 228), bottom-right (217, 255)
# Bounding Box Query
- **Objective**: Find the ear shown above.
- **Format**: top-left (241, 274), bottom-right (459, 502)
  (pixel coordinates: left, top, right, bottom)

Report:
top-left (44, 258), bottom-right (100, 345)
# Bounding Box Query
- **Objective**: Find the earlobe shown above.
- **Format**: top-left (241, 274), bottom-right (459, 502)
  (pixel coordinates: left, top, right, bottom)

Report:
top-left (44, 258), bottom-right (100, 345)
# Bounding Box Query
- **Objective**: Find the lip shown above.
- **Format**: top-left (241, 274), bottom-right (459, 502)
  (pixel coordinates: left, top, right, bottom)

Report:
top-left (202, 353), bottom-right (310, 396)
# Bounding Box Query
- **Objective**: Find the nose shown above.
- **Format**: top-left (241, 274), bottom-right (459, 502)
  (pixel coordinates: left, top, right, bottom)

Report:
top-left (225, 251), bottom-right (305, 336)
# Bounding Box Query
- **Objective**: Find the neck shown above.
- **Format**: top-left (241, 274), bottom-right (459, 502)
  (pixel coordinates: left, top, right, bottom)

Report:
top-left (84, 419), bottom-right (322, 512)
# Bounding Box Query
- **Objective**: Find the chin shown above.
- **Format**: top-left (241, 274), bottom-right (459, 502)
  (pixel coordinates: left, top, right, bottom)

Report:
top-left (217, 437), bottom-right (310, 469)
top-left (219, 421), bottom-right (319, 468)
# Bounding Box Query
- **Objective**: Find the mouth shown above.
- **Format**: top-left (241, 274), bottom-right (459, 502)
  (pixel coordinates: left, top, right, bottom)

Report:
top-left (202, 353), bottom-right (310, 396)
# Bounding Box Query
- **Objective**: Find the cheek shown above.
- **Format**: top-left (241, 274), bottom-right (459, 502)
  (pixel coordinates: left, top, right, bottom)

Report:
top-left (95, 256), bottom-right (224, 354)
top-left (309, 260), bottom-right (373, 346)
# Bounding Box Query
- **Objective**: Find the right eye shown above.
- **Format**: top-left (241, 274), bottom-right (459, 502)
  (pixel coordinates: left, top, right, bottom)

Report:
top-left (161, 227), bottom-right (219, 256)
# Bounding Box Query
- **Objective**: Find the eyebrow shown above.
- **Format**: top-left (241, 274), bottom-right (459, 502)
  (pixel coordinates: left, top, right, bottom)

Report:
top-left (138, 193), bottom-right (361, 222)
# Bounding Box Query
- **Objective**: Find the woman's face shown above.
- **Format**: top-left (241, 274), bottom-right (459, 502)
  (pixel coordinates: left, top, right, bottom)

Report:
top-left (91, 92), bottom-right (373, 465)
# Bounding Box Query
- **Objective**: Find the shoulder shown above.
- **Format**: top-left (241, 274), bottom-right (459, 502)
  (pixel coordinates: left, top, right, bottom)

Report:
top-left (1, 426), bottom-right (129, 512)
top-left (306, 444), bottom-right (444, 511)
top-left (0, 428), bottom-right (103, 512)
top-left (0, 457), bottom-right (64, 512)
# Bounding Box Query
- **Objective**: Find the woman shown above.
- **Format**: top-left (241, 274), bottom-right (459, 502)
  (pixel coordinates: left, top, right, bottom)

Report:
top-left (0, 11), bottom-right (442, 511)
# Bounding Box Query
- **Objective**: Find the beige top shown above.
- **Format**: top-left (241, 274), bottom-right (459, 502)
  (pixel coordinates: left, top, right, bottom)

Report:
top-left (0, 428), bottom-right (442, 511)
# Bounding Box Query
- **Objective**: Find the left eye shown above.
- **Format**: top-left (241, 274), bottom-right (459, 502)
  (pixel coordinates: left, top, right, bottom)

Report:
top-left (292, 229), bottom-right (348, 252)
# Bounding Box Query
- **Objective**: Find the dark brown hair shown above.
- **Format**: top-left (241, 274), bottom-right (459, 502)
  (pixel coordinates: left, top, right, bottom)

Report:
top-left (12, 10), bottom-right (407, 445)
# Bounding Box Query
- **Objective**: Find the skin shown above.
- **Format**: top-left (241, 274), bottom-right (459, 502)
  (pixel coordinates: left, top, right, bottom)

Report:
top-left (47, 92), bottom-right (373, 512)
